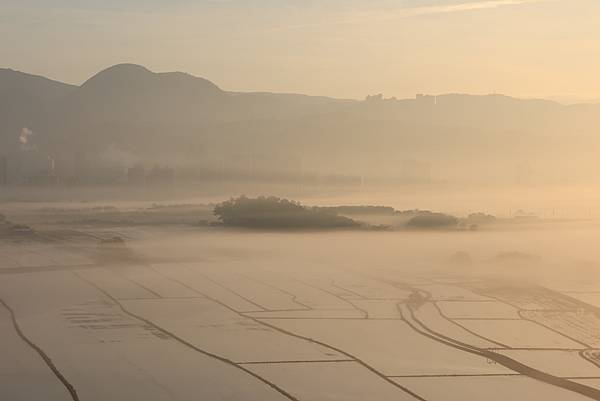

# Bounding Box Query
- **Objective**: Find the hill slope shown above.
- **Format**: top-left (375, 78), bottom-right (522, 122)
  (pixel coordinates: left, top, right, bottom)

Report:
top-left (1, 64), bottom-right (599, 185)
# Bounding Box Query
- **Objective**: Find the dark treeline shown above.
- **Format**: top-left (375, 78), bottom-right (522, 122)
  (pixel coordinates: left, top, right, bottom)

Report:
top-left (212, 196), bottom-right (495, 231)
top-left (213, 196), bottom-right (362, 229)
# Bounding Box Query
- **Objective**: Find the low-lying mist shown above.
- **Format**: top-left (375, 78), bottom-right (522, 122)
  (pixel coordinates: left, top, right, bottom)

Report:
top-left (120, 221), bottom-right (600, 290)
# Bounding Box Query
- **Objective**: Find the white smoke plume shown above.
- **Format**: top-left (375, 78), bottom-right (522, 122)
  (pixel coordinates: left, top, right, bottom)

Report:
top-left (19, 127), bottom-right (36, 151)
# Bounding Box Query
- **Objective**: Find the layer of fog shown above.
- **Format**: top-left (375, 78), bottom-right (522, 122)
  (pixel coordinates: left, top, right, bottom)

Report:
top-left (122, 224), bottom-right (600, 290)
top-left (3, 182), bottom-right (600, 220)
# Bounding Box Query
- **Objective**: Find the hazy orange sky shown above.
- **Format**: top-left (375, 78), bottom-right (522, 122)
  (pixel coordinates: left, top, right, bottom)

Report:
top-left (2, 0), bottom-right (600, 100)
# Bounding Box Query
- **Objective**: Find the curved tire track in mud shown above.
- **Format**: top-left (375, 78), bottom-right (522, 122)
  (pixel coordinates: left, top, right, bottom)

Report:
top-left (0, 299), bottom-right (80, 401)
top-left (430, 302), bottom-right (511, 349)
top-left (400, 302), bottom-right (600, 400)
top-left (147, 265), bottom-right (428, 401)
top-left (73, 272), bottom-right (300, 401)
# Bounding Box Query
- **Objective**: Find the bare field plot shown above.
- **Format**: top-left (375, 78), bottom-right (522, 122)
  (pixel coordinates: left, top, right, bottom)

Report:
top-left (394, 376), bottom-right (592, 401)
top-left (262, 318), bottom-right (513, 376)
top-left (0, 271), bottom-right (291, 401)
top-left (412, 303), bottom-right (502, 348)
top-left (77, 268), bottom-right (159, 300)
top-left (0, 247), bottom-right (56, 268)
top-left (248, 361), bottom-right (417, 401)
top-left (245, 275), bottom-right (356, 310)
top-left (124, 298), bottom-right (345, 363)
top-left (349, 300), bottom-right (402, 319)
top-left (437, 301), bottom-right (520, 319)
top-left (0, 305), bottom-right (71, 401)
top-left (199, 270), bottom-right (308, 311)
top-left (0, 245), bottom-right (93, 269)
top-left (561, 293), bottom-right (600, 309)
top-left (464, 284), bottom-right (586, 311)
top-left (244, 309), bottom-right (364, 319)
top-left (0, 251), bottom-right (19, 268)
top-left (326, 273), bottom-right (412, 300)
top-left (0, 271), bottom-right (101, 309)
top-left (295, 277), bottom-right (360, 300)
top-left (497, 350), bottom-right (600, 378)
top-left (151, 263), bottom-right (264, 311)
top-left (521, 310), bottom-right (600, 348)
top-left (41, 248), bottom-right (94, 266)
top-left (456, 319), bottom-right (585, 349)
top-left (416, 284), bottom-right (491, 301)
top-left (115, 265), bottom-right (204, 298)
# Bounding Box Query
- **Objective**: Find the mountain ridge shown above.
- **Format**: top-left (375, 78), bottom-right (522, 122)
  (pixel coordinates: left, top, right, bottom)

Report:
top-left (2, 63), bottom-right (589, 105)
top-left (1, 64), bottom-right (600, 186)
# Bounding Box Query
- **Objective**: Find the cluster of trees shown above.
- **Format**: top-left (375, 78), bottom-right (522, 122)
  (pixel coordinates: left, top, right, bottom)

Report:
top-left (466, 212), bottom-right (496, 224)
top-left (405, 212), bottom-right (458, 229)
top-left (212, 196), bottom-right (498, 231)
top-left (213, 196), bottom-right (361, 229)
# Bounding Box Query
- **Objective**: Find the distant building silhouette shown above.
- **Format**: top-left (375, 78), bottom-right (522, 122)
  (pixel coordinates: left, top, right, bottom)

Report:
top-left (415, 94), bottom-right (437, 106)
top-left (366, 94), bottom-right (384, 102)
top-left (146, 165), bottom-right (175, 186)
top-left (126, 164), bottom-right (175, 186)
top-left (127, 165), bottom-right (146, 186)
top-left (23, 154), bottom-right (59, 185)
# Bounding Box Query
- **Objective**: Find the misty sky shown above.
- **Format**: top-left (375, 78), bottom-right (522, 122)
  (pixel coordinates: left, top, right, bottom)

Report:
top-left (2, 0), bottom-right (600, 100)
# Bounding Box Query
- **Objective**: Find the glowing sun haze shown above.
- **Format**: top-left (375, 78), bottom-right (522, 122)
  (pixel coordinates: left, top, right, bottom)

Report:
top-left (2, 0), bottom-right (599, 100)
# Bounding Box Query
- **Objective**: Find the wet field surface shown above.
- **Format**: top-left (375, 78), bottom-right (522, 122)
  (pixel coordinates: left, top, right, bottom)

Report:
top-left (2, 228), bottom-right (600, 401)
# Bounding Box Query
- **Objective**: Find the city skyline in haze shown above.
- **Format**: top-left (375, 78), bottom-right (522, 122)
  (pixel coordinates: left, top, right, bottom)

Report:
top-left (2, 0), bottom-right (600, 101)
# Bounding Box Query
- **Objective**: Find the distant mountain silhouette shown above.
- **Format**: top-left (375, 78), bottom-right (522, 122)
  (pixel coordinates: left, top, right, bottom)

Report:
top-left (81, 64), bottom-right (221, 94)
top-left (62, 64), bottom-right (227, 127)
top-left (1, 64), bottom-right (599, 184)
top-left (0, 68), bottom-right (75, 102)
top-left (0, 69), bottom-right (76, 149)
